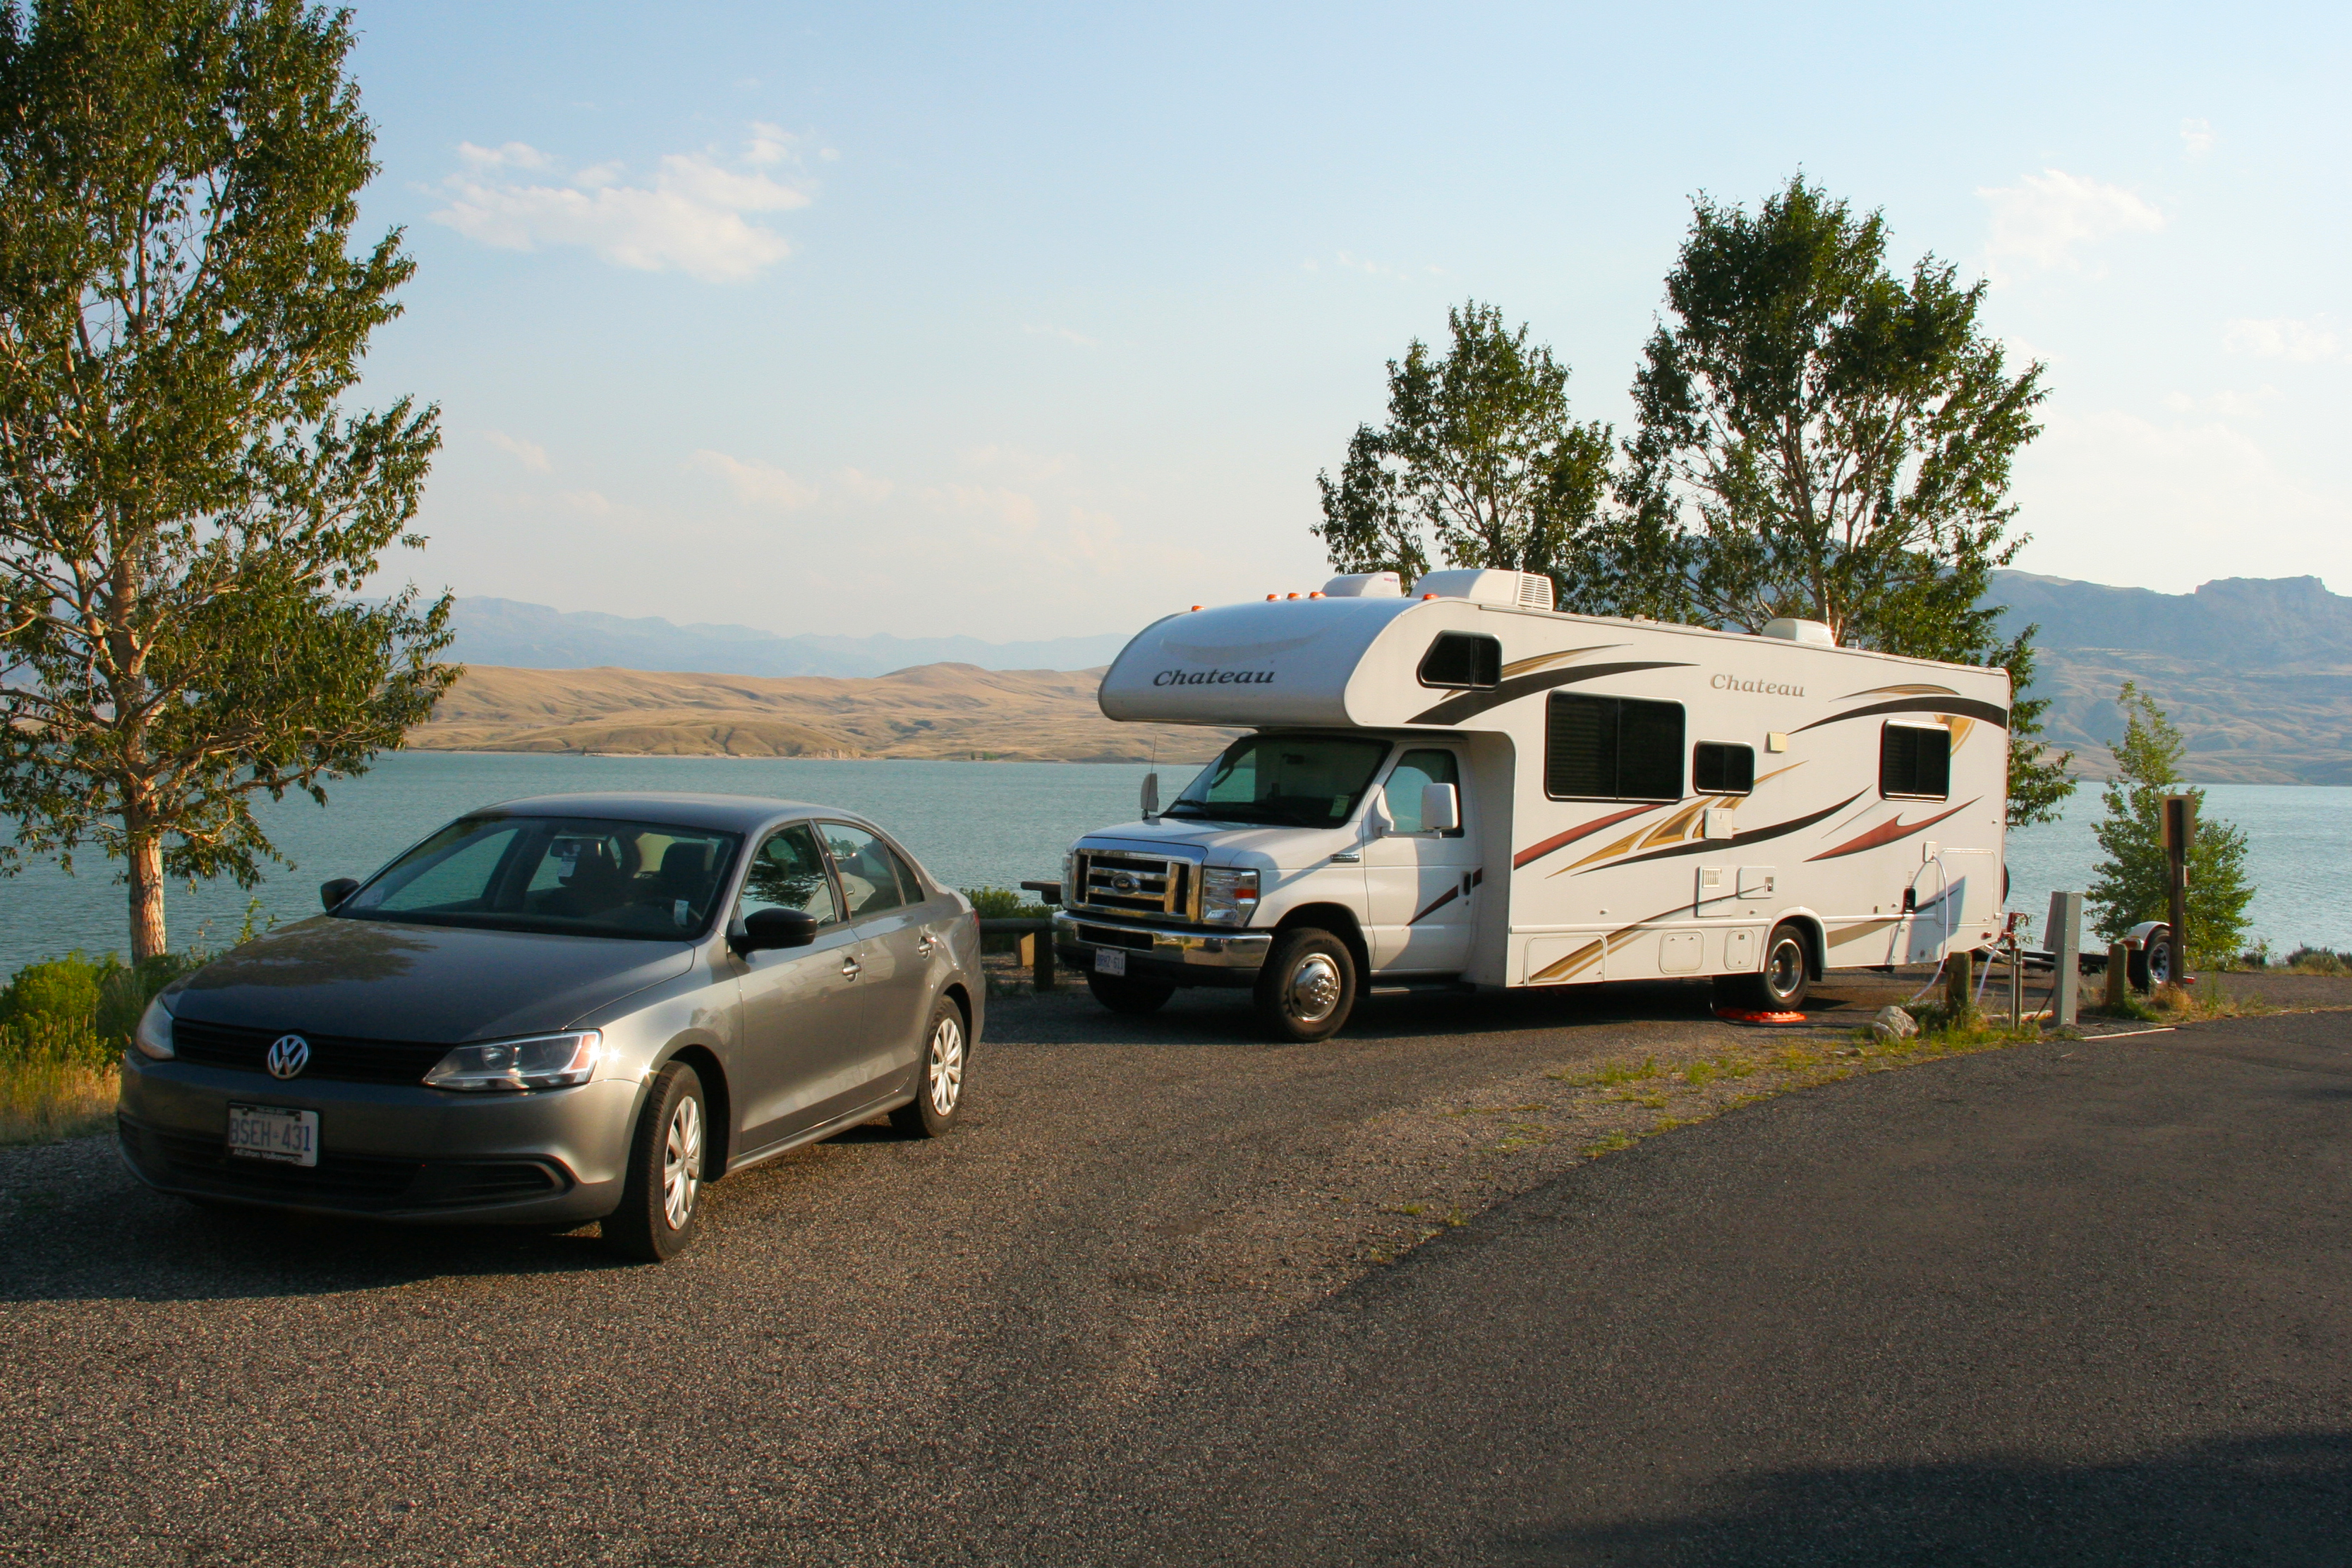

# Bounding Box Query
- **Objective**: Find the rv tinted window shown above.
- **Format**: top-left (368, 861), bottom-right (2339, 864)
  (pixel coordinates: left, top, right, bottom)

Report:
top-left (1417, 633), bottom-right (1501, 690)
top-left (1693, 741), bottom-right (1756, 795)
top-left (1545, 694), bottom-right (1684, 801)
top-left (1880, 724), bottom-right (1951, 799)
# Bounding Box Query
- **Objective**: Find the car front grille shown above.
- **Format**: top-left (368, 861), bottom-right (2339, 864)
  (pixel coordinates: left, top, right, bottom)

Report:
top-left (121, 1119), bottom-right (570, 1212)
top-left (1070, 851), bottom-right (1194, 920)
top-left (169, 1019), bottom-right (453, 1086)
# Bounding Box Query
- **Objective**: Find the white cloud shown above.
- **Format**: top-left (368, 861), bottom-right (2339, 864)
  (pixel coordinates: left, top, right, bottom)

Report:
top-left (834, 467), bottom-right (895, 504)
top-left (482, 428), bottom-right (550, 473)
top-left (1977, 170), bottom-right (2163, 284)
top-left (961, 444), bottom-right (1072, 484)
top-left (923, 482), bottom-right (1042, 533)
top-left (2012, 404), bottom-right (2341, 591)
top-left (2222, 317), bottom-right (2341, 363)
top-left (2180, 118), bottom-right (2214, 157)
top-left (689, 449), bottom-right (820, 509)
top-left (1023, 322), bottom-right (1101, 349)
top-left (431, 128), bottom-right (812, 283)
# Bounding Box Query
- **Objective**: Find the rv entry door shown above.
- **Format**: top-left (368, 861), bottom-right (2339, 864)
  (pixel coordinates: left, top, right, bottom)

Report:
top-left (1364, 748), bottom-right (1478, 976)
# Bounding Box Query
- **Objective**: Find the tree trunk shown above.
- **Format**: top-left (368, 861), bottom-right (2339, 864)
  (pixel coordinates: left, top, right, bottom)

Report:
top-left (127, 826), bottom-right (168, 963)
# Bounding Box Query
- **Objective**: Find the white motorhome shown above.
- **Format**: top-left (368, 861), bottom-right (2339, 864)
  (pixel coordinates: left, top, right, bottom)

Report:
top-left (1048, 569), bottom-right (2011, 1040)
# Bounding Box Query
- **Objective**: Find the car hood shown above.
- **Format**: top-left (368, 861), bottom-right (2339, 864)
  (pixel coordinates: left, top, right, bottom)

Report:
top-left (1077, 816), bottom-right (1364, 869)
top-left (166, 916), bottom-right (697, 1043)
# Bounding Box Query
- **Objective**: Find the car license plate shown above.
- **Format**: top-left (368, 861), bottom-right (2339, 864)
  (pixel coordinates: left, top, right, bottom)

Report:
top-left (226, 1104), bottom-right (319, 1167)
top-left (1093, 947), bottom-right (1127, 976)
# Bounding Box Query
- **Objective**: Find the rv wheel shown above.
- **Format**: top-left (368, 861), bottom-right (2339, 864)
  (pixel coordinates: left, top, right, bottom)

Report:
top-left (1254, 928), bottom-right (1357, 1043)
top-left (1719, 922), bottom-right (1811, 1013)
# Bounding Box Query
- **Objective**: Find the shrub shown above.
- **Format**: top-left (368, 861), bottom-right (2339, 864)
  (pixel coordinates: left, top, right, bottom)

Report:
top-left (962, 887), bottom-right (1051, 920)
top-left (2284, 947), bottom-right (2348, 976)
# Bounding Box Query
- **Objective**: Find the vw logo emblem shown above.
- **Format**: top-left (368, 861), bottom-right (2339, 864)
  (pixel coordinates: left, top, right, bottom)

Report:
top-left (266, 1033), bottom-right (311, 1080)
top-left (1112, 872), bottom-right (1138, 893)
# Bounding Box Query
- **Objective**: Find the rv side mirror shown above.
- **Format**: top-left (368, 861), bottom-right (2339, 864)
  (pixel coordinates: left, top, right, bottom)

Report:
top-left (1421, 782), bottom-right (1461, 834)
top-left (1140, 771), bottom-right (1160, 818)
top-left (320, 877), bottom-right (359, 911)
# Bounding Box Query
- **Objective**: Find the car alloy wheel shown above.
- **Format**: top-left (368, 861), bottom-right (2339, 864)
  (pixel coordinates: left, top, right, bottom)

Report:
top-left (926, 1013), bottom-right (965, 1117)
top-left (662, 1092), bottom-right (703, 1231)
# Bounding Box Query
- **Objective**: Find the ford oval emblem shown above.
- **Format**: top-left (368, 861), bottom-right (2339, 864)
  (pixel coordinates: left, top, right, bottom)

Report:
top-left (1113, 872), bottom-right (1138, 893)
top-left (266, 1033), bottom-right (311, 1080)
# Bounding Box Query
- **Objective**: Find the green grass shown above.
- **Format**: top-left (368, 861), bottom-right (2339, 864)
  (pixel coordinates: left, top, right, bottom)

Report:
top-left (0, 1015), bottom-right (121, 1146)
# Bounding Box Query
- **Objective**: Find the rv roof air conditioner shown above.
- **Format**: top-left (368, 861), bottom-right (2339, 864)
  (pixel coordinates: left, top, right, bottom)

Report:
top-left (1321, 571), bottom-right (1405, 597)
top-left (1408, 569), bottom-right (1556, 611)
top-left (1761, 617), bottom-right (1836, 646)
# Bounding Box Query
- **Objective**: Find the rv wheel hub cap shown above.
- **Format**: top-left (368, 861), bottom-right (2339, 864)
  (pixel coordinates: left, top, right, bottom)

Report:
top-left (1288, 954), bottom-right (1342, 1022)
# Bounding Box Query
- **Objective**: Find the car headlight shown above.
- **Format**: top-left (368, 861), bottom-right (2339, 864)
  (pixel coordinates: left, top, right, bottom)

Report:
top-left (133, 996), bottom-right (175, 1060)
top-left (1201, 867), bottom-right (1260, 926)
top-left (423, 1031), bottom-right (602, 1092)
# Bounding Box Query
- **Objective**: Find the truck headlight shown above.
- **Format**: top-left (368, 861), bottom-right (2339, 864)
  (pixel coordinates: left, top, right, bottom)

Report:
top-left (133, 996), bottom-right (175, 1060)
top-left (423, 1031), bottom-right (602, 1092)
top-left (1201, 868), bottom-right (1260, 926)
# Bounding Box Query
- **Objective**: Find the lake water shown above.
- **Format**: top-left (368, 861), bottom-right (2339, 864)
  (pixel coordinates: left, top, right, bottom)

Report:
top-left (1, 752), bottom-right (2343, 973)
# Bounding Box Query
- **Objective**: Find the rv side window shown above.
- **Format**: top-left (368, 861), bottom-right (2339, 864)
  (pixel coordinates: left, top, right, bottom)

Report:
top-left (1692, 741), bottom-right (1755, 795)
top-left (1545, 694), bottom-right (1684, 802)
top-left (1417, 633), bottom-right (1501, 691)
top-left (1880, 723), bottom-right (1951, 800)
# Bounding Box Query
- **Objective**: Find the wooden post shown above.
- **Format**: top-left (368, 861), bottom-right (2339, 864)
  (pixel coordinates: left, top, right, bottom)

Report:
top-left (1945, 948), bottom-right (1974, 1025)
top-left (2104, 942), bottom-right (2128, 1010)
top-left (1030, 930), bottom-right (1055, 992)
top-left (2046, 891), bottom-right (2083, 1027)
top-left (2163, 794), bottom-right (2195, 989)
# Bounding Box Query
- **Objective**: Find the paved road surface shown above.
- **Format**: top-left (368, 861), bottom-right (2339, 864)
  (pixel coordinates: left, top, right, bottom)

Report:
top-left (0, 988), bottom-right (2343, 1564)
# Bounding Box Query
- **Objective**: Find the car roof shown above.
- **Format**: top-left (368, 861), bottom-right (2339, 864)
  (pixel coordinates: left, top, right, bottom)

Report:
top-left (469, 792), bottom-right (864, 835)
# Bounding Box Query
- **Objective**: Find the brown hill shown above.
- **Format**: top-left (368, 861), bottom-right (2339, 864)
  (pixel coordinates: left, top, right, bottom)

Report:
top-left (408, 663), bottom-right (1236, 764)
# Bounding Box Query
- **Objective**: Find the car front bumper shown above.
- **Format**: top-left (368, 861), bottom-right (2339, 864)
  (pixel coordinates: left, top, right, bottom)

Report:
top-left (1052, 910), bottom-right (1273, 989)
top-left (116, 1051), bottom-right (643, 1224)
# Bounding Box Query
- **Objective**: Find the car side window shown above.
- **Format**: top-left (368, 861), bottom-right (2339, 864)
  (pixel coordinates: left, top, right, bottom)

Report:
top-left (821, 824), bottom-right (907, 919)
top-left (883, 844), bottom-right (929, 907)
top-left (1383, 749), bottom-right (1462, 835)
top-left (740, 824), bottom-right (841, 925)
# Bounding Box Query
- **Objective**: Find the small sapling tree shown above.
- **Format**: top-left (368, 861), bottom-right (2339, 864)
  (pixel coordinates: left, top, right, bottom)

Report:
top-left (2086, 682), bottom-right (2253, 966)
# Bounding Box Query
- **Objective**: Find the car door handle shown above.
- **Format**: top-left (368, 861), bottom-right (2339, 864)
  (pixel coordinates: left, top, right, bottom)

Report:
top-left (840, 956), bottom-right (862, 980)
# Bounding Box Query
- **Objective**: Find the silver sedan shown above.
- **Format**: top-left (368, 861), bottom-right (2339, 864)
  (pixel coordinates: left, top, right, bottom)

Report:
top-left (116, 792), bottom-right (983, 1261)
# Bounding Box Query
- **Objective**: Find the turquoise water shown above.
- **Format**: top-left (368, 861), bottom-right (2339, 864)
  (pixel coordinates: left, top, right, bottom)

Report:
top-left (1, 753), bottom-right (2341, 972)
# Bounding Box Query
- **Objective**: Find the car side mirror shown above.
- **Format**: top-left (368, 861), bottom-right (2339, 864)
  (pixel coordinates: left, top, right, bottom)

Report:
top-left (736, 907), bottom-right (818, 954)
top-left (320, 877), bottom-right (360, 911)
top-left (1421, 782), bottom-right (1461, 834)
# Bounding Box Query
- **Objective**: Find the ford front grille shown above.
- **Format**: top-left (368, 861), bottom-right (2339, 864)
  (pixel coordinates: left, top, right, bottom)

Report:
top-left (1070, 850), bottom-right (1194, 920)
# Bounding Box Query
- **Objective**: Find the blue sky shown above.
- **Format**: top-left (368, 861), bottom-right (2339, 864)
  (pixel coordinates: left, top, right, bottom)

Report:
top-left (345, 1), bottom-right (2351, 642)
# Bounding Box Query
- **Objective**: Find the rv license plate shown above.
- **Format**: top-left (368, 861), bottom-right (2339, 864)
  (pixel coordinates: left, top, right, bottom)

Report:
top-left (1093, 947), bottom-right (1127, 976)
top-left (226, 1104), bottom-right (319, 1167)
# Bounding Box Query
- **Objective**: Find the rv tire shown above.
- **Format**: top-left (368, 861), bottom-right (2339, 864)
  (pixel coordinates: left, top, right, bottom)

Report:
top-left (1719, 922), bottom-right (1811, 1012)
top-left (1254, 928), bottom-right (1357, 1043)
top-left (1088, 973), bottom-right (1175, 1014)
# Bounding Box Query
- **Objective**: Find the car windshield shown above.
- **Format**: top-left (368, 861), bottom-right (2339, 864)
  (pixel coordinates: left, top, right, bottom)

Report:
top-left (1163, 734), bottom-right (1393, 828)
top-left (335, 815), bottom-right (743, 941)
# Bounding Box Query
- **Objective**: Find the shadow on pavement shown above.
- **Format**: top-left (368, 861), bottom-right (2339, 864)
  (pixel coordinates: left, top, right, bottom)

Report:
top-left (1510, 1433), bottom-right (2352, 1567)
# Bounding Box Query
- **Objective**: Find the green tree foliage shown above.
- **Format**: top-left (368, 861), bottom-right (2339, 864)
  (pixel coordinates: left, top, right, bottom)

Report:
top-left (2086, 682), bottom-right (2253, 966)
top-left (0, 0), bottom-right (454, 960)
top-left (1623, 177), bottom-right (2071, 827)
top-left (1314, 301), bottom-right (1619, 610)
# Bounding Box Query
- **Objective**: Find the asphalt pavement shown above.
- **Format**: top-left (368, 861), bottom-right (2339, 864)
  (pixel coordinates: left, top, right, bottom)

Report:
top-left (0, 988), bottom-right (2344, 1565)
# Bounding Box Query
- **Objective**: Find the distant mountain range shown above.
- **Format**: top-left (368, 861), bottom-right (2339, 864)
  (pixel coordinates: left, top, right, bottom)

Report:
top-left (444, 597), bottom-right (1132, 679)
top-left (433, 573), bottom-right (2352, 784)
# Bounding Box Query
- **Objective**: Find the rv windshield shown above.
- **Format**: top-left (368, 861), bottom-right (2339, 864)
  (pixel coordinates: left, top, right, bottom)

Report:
top-left (1165, 735), bottom-right (1391, 829)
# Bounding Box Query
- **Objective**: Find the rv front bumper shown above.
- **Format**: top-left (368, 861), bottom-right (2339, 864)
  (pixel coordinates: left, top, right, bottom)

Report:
top-left (1053, 911), bottom-right (1273, 988)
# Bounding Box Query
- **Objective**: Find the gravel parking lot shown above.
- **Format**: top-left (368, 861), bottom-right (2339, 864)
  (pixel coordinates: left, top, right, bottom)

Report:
top-left (1, 975), bottom-right (2344, 1565)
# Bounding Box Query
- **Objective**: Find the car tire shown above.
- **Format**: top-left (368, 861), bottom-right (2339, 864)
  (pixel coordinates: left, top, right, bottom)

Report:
top-left (890, 995), bottom-right (969, 1138)
top-left (2129, 927), bottom-right (2173, 991)
top-left (603, 1061), bottom-right (707, 1263)
top-left (1254, 927), bottom-right (1357, 1043)
top-left (1721, 922), bottom-right (1811, 1012)
top-left (1088, 972), bottom-right (1175, 1014)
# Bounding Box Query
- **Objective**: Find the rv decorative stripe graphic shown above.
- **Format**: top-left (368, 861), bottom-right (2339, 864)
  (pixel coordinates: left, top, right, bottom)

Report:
top-left (1408, 660), bottom-right (1695, 726)
top-left (1523, 896), bottom-right (1695, 983)
top-left (1564, 793), bottom-right (1866, 876)
top-left (1512, 804), bottom-right (1656, 870)
top-left (1792, 695), bottom-right (2009, 733)
top-left (1805, 798), bottom-right (1982, 861)
top-left (1408, 868), bottom-right (1484, 926)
